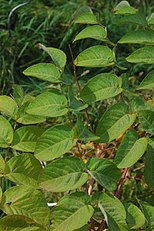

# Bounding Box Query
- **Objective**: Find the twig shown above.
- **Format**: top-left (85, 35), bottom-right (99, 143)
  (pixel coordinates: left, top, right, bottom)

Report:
top-left (114, 168), bottom-right (128, 197)
top-left (88, 178), bottom-right (95, 195)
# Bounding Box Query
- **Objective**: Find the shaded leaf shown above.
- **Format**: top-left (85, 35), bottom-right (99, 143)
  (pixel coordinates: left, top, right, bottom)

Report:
top-left (137, 70), bottom-right (154, 90)
top-left (4, 153), bottom-right (42, 188)
top-left (35, 124), bottom-right (75, 161)
top-left (0, 116), bottom-right (13, 148)
top-left (74, 46), bottom-right (114, 67)
top-left (114, 130), bottom-right (148, 168)
top-left (12, 126), bottom-right (44, 152)
top-left (0, 155), bottom-right (5, 176)
top-left (0, 96), bottom-right (18, 119)
top-left (51, 192), bottom-right (94, 231)
top-left (68, 88), bottom-right (88, 111)
top-left (80, 73), bottom-right (122, 103)
top-left (87, 158), bottom-right (121, 191)
top-left (144, 139), bottom-right (154, 187)
top-left (74, 6), bottom-right (98, 24)
top-left (23, 63), bottom-right (61, 83)
top-left (96, 103), bottom-right (136, 142)
top-left (141, 201), bottom-right (154, 230)
top-left (39, 157), bottom-right (88, 192)
top-left (138, 110), bottom-right (154, 134)
top-left (26, 91), bottom-right (68, 117)
top-left (114, 13), bottom-right (147, 26)
top-left (12, 84), bottom-right (25, 106)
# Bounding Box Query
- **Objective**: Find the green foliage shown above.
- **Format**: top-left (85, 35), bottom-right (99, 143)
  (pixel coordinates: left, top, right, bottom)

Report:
top-left (0, 1), bottom-right (154, 230)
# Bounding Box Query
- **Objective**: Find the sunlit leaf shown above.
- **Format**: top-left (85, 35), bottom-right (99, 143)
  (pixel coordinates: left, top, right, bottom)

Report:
top-left (74, 6), bottom-right (98, 24)
top-left (137, 70), bottom-right (154, 90)
top-left (0, 116), bottom-right (13, 148)
top-left (0, 96), bottom-right (18, 119)
top-left (114, 1), bottom-right (137, 15)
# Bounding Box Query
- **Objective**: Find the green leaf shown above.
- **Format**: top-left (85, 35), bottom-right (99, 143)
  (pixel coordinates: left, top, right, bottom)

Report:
top-left (73, 25), bottom-right (107, 42)
top-left (12, 126), bottom-right (44, 152)
top-left (74, 6), bottom-right (98, 24)
top-left (138, 110), bottom-right (154, 134)
top-left (148, 13), bottom-right (154, 25)
top-left (114, 1), bottom-right (137, 15)
top-left (1, 186), bottom-right (50, 229)
top-left (124, 202), bottom-right (145, 229)
top-left (114, 130), bottom-right (148, 168)
top-left (0, 155), bottom-right (5, 176)
top-left (118, 29), bottom-right (154, 45)
top-left (26, 91), bottom-right (68, 117)
top-left (0, 215), bottom-right (46, 231)
top-left (137, 70), bottom-right (154, 90)
top-left (74, 224), bottom-right (88, 231)
top-left (98, 192), bottom-right (128, 231)
top-left (141, 201), bottom-right (154, 230)
top-left (37, 43), bottom-right (66, 70)
top-left (74, 46), bottom-right (114, 67)
top-left (0, 116), bottom-right (13, 148)
top-left (0, 96), bottom-right (18, 119)
top-left (96, 103), bottom-right (136, 142)
top-left (39, 157), bottom-right (88, 192)
top-left (12, 84), bottom-right (25, 106)
top-left (87, 158), bottom-right (121, 191)
top-left (35, 124), bottom-right (75, 161)
top-left (126, 46), bottom-right (154, 64)
top-left (68, 88), bottom-right (88, 111)
top-left (17, 101), bottom-right (46, 125)
top-left (51, 192), bottom-right (94, 231)
top-left (80, 73), bottom-right (122, 103)
top-left (23, 63), bottom-right (61, 83)
top-left (74, 119), bottom-right (99, 142)
top-left (130, 96), bottom-right (154, 113)
top-left (144, 139), bottom-right (154, 187)
top-left (114, 13), bottom-right (147, 26)
top-left (4, 153), bottom-right (42, 188)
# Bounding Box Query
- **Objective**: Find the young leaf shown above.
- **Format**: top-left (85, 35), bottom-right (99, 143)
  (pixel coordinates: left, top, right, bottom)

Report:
top-left (39, 157), bottom-right (88, 192)
top-left (23, 63), bottom-right (61, 83)
top-left (12, 126), bottom-right (44, 152)
top-left (114, 1), bottom-right (137, 15)
top-left (124, 202), bottom-right (145, 229)
top-left (144, 139), bottom-right (154, 187)
top-left (80, 73), bottom-right (122, 103)
top-left (74, 46), bottom-right (114, 67)
top-left (74, 6), bottom-right (98, 24)
top-left (96, 103), bottom-right (136, 142)
top-left (51, 192), bottom-right (94, 231)
top-left (126, 46), bottom-right (154, 64)
top-left (17, 101), bottom-right (46, 125)
top-left (1, 186), bottom-right (50, 229)
top-left (0, 96), bottom-right (18, 119)
top-left (35, 124), bottom-right (75, 161)
top-left (4, 153), bottom-right (42, 188)
top-left (26, 91), bottom-right (68, 117)
top-left (12, 84), bottom-right (25, 106)
top-left (37, 43), bottom-right (66, 70)
top-left (137, 70), bottom-right (154, 90)
top-left (68, 88), bottom-right (88, 111)
top-left (141, 201), bottom-right (154, 230)
top-left (118, 29), bottom-right (154, 45)
top-left (138, 110), bottom-right (154, 134)
top-left (87, 158), bottom-right (121, 191)
top-left (0, 116), bottom-right (13, 148)
top-left (73, 25), bottom-right (107, 42)
top-left (114, 130), bottom-right (148, 168)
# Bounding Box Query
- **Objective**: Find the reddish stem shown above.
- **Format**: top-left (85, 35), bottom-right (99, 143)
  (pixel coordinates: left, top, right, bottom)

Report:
top-left (114, 168), bottom-right (128, 197)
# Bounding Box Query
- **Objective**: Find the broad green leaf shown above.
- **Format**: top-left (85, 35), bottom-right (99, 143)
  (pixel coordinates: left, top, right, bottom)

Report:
top-left (17, 101), bottom-right (46, 125)
top-left (96, 103), bottom-right (136, 142)
top-left (4, 153), bottom-right (42, 188)
top-left (74, 6), bottom-right (98, 24)
top-left (138, 110), bottom-right (154, 134)
top-left (23, 63), bottom-right (61, 83)
top-left (126, 46), bottom-right (154, 64)
top-left (0, 215), bottom-right (46, 231)
top-left (118, 29), bottom-right (154, 45)
top-left (87, 158), bottom-right (121, 191)
top-left (35, 124), bottom-right (75, 161)
top-left (114, 13), bottom-right (147, 26)
top-left (74, 46), bottom-right (114, 67)
top-left (0, 155), bottom-right (5, 176)
top-left (74, 119), bottom-right (99, 142)
top-left (26, 91), bottom-right (68, 117)
top-left (98, 192), bottom-right (128, 231)
top-left (80, 73), bottom-right (122, 103)
top-left (130, 96), bottom-right (154, 113)
top-left (12, 126), bottom-right (44, 152)
top-left (144, 139), bottom-right (154, 187)
top-left (13, 84), bottom-right (25, 106)
top-left (73, 25), bottom-right (107, 42)
top-left (114, 130), bottom-right (148, 168)
top-left (137, 70), bottom-right (154, 90)
top-left (141, 201), bottom-right (154, 230)
top-left (124, 202), bottom-right (145, 229)
top-left (38, 43), bottom-right (66, 70)
top-left (74, 224), bottom-right (88, 231)
top-left (0, 96), bottom-right (18, 119)
top-left (39, 157), bottom-right (88, 192)
top-left (148, 13), bottom-right (154, 25)
top-left (1, 186), bottom-right (50, 229)
top-left (0, 116), bottom-right (13, 148)
top-left (68, 88), bottom-right (88, 111)
top-left (51, 192), bottom-right (94, 231)
top-left (114, 1), bottom-right (137, 15)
